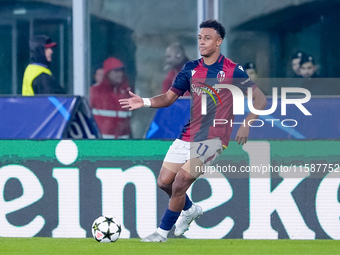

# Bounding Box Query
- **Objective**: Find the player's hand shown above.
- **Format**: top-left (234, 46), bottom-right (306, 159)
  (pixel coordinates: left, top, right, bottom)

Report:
top-left (236, 125), bottom-right (249, 145)
top-left (119, 91), bottom-right (144, 111)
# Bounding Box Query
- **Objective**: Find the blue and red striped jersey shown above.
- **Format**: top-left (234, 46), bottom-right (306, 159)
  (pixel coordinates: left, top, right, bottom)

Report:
top-left (170, 54), bottom-right (257, 148)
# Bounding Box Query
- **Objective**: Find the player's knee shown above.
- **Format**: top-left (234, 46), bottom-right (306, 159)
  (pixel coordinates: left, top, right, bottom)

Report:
top-left (157, 176), bottom-right (171, 191)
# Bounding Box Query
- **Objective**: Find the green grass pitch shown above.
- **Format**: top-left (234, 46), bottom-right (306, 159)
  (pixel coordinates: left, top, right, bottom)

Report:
top-left (0, 238), bottom-right (339, 255)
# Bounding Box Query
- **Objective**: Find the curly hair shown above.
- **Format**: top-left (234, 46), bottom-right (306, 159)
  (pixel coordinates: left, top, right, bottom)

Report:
top-left (199, 20), bottom-right (226, 39)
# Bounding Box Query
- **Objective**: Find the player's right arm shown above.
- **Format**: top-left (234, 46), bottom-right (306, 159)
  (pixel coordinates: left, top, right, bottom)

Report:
top-left (120, 61), bottom-right (191, 111)
top-left (120, 62), bottom-right (191, 111)
top-left (119, 90), bottom-right (179, 111)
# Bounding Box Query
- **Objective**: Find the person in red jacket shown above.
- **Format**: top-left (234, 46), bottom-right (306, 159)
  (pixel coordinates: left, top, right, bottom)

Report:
top-left (162, 43), bottom-right (190, 96)
top-left (90, 57), bottom-right (132, 139)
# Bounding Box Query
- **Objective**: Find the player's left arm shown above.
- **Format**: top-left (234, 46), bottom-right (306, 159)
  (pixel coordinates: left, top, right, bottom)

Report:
top-left (236, 86), bottom-right (267, 145)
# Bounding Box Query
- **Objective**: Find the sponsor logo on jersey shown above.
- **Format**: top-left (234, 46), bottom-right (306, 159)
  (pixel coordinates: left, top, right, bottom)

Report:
top-left (238, 65), bottom-right (244, 72)
top-left (191, 70), bottom-right (196, 76)
top-left (193, 82), bottom-right (223, 108)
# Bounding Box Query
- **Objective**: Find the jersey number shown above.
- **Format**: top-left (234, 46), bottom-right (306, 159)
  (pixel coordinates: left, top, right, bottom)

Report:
top-left (196, 143), bottom-right (208, 156)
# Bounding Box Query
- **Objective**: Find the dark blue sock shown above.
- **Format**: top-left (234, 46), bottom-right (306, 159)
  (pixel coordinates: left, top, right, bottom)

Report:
top-left (159, 208), bottom-right (181, 231)
top-left (183, 193), bottom-right (193, 211)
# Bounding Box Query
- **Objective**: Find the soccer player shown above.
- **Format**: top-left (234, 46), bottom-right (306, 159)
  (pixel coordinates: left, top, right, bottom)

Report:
top-left (119, 20), bottom-right (267, 242)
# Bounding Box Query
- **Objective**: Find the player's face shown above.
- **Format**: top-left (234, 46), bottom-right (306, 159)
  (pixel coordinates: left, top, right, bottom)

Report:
top-left (300, 62), bottom-right (316, 78)
top-left (198, 28), bottom-right (222, 57)
top-left (107, 68), bottom-right (124, 84)
top-left (45, 47), bottom-right (53, 62)
top-left (292, 58), bottom-right (301, 75)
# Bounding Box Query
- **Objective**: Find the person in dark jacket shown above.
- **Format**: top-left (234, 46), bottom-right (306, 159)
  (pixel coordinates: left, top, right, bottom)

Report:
top-left (22, 35), bottom-right (65, 95)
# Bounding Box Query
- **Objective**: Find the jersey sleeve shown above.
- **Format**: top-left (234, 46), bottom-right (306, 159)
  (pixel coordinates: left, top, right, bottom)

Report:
top-left (232, 65), bottom-right (257, 93)
top-left (170, 63), bottom-right (191, 96)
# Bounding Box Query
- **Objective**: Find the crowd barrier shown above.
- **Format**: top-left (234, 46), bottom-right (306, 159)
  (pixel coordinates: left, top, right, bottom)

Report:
top-left (0, 96), bottom-right (101, 139)
top-left (1, 140), bottom-right (339, 239)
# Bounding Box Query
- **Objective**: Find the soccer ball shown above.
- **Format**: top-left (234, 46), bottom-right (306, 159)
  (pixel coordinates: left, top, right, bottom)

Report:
top-left (92, 216), bottom-right (121, 243)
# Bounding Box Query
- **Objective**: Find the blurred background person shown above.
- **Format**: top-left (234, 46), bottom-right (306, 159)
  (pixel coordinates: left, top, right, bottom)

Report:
top-left (243, 62), bottom-right (258, 82)
top-left (90, 57), bottom-right (132, 139)
top-left (22, 35), bottom-right (65, 95)
top-left (242, 61), bottom-right (272, 95)
top-left (162, 42), bottom-right (190, 96)
top-left (298, 54), bottom-right (337, 95)
top-left (92, 66), bottom-right (104, 86)
top-left (299, 55), bottom-right (318, 79)
top-left (291, 50), bottom-right (306, 78)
